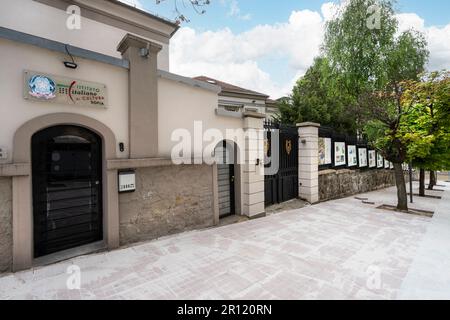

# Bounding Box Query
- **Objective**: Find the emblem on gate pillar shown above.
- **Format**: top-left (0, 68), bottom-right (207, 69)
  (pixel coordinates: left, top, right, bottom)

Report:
top-left (285, 139), bottom-right (292, 156)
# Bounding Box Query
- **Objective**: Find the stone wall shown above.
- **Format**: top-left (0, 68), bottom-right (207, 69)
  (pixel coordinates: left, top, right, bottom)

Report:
top-left (119, 165), bottom-right (214, 246)
top-left (319, 169), bottom-right (397, 202)
top-left (0, 177), bottom-right (12, 273)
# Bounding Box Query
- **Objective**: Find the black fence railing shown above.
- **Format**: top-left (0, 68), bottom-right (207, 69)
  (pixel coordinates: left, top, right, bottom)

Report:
top-left (318, 126), bottom-right (393, 171)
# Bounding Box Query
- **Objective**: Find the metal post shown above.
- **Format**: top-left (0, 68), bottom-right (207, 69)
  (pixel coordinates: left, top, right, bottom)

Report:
top-left (409, 163), bottom-right (413, 203)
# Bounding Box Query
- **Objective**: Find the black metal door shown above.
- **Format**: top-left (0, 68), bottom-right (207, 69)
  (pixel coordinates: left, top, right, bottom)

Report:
top-left (32, 125), bottom-right (103, 258)
top-left (264, 122), bottom-right (298, 206)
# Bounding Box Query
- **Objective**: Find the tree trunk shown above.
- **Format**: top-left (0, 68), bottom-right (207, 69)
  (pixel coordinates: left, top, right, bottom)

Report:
top-left (419, 169), bottom-right (425, 197)
top-left (428, 171), bottom-right (437, 190)
top-left (394, 163), bottom-right (408, 211)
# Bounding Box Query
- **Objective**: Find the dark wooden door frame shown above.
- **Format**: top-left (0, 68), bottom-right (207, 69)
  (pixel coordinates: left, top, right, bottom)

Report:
top-left (32, 125), bottom-right (103, 258)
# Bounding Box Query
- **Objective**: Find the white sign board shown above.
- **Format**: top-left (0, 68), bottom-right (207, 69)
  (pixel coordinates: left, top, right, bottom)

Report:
top-left (334, 142), bottom-right (346, 167)
top-left (319, 137), bottom-right (332, 165)
top-left (119, 171), bottom-right (136, 193)
top-left (377, 154), bottom-right (384, 168)
top-left (347, 145), bottom-right (357, 167)
top-left (358, 148), bottom-right (368, 168)
top-left (368, 150), bottom-right (377, 168)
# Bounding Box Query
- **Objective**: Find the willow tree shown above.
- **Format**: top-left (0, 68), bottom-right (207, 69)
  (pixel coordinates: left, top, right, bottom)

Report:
top-left (323, 0), bottom-right (428, 211)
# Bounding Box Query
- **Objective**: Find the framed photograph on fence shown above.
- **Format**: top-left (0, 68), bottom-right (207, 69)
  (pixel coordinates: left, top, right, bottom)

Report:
top-left (377, 153), bottom-right (384, 168)
top-left (385, 159), bottom-right (390, 169)
top-left (368, 150), bottom-right (376, 168)
top-left (334, 142), bottom-right (346, 167)
top-left (358, 148), bottom-right (368, 168)
top-left (318, 137), bottom-right (332, 166)
top-left (347, 145), bottom-right (357, 167)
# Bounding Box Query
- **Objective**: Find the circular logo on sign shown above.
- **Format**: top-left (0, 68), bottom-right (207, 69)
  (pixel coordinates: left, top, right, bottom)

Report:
top-left (28, 75), bottom-right (56, 99)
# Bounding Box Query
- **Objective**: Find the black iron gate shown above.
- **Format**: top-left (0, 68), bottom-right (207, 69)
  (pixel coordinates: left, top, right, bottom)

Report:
top-left (264, 121), bottom-right (299, 206)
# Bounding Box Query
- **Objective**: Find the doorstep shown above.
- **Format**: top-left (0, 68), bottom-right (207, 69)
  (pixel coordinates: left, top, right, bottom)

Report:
top-left (33, 241), bottom-right (107, 268)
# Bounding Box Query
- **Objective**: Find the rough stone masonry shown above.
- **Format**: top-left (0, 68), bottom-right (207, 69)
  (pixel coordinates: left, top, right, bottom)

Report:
top-left (119, 165), bottom-right (215, 246)
top-left (319, 169), bottom-right (398, 202)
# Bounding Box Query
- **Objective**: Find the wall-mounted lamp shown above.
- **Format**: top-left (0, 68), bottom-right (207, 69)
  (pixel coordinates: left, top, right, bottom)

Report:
top-left (63, 44), bottom-right (78, 69)
top-left (140, 44), bottom-right (150, 58)
top-left (256, 158), bottom-right (261, 166)
top-left (119, 142), bottom-right (125, 153)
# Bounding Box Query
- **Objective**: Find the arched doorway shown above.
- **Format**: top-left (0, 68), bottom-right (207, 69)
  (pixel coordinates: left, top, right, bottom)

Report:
top-left (32, 125), bottom-right (103, 258)
top-left (215, 141), bottom-right (238, 219)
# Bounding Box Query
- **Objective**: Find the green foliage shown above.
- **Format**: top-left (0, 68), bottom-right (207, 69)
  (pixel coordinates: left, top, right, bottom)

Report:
top-left (278, 57), bottom-right (357, 135)
top-left (324, 0), bottom-right (398, 93)
top-left (363, 71), bottom-right (450, 169)
top-left (400, 71), bottom-right (450, 170)
top-left (279, 0), bottom-right (429, 140)
top-left (322, 0), bottom-right (429, 164)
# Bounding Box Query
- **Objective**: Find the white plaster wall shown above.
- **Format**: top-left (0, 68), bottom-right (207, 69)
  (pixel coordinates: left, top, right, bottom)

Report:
top-left (0, 0), bottom-right (170, 70)
top-left (0, 38), bottom-right (129, 162)
top-left (158, 77), bottom-right (245, 158)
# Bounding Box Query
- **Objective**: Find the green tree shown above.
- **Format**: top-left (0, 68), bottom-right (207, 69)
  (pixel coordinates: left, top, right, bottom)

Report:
top-left (278, 57), bottom-right (357, 135)
top-left (323, 0), bottom-right (429, 211)
top-left (400, 71), bottom-right (450, 195)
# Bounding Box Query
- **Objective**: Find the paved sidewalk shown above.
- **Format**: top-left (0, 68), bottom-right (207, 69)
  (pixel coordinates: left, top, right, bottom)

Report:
top-left (0, 182), bottom-right (448, 300)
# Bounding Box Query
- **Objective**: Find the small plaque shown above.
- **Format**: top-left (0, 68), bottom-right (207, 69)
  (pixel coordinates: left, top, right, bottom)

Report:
top-left (0, 146), bottom-right (8, 160)
top-left (119, 171), bottom-right (136, 193)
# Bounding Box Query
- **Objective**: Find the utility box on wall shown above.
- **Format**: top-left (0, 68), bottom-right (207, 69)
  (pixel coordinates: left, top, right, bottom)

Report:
top-left (118, 170), bottom-right (136, 193)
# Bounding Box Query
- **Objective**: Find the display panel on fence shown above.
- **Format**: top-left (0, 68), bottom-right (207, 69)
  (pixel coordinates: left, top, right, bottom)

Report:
top-left (334, 142), bottom-right (346, 167)
top-left (358, 147), bottom-right (368, 168)
top-left (377, 153), bottom-right (384, 168)
top-left (347, 145), bottom-right (357, 167)
top-left (317, 126), bottom-right (391, 171)
top-left (319, 137), bottom-right (332, 166)
top-left (368, 150), bottom-right (377, 168)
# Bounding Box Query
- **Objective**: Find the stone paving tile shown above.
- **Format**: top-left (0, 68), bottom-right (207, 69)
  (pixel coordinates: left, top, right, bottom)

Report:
top-left (0, 182), bottom-right (448, 300)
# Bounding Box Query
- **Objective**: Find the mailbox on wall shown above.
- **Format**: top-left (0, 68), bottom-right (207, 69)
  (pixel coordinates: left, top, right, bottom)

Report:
top-left (118, 170), bottom-right (136, 193)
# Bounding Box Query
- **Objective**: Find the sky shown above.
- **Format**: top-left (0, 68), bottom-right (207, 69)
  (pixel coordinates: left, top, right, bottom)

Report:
top-left (120, 0), bottom-right (450, 98)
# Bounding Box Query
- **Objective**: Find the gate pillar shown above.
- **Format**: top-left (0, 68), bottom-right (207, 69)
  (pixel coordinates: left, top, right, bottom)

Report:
top-left (297, 122), bottom-right (320, 204)
top-left (242, 112), bottom-right (266, 219)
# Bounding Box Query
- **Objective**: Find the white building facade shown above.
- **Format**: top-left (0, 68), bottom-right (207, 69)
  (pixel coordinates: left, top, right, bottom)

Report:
top-left (0, 0), bottom-right (266, 272)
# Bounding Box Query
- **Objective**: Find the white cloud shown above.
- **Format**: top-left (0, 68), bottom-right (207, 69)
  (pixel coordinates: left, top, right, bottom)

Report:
top-left (223, 0), bottom-right (252, 21)
top-left (396, 13), bottom-right (450, 71)
top-left (171, 8), bottom-right (325, 98)
top-left (321, 1), bottom-right (344, 21)
top-left (170, 3), bottom-right (450, 98)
